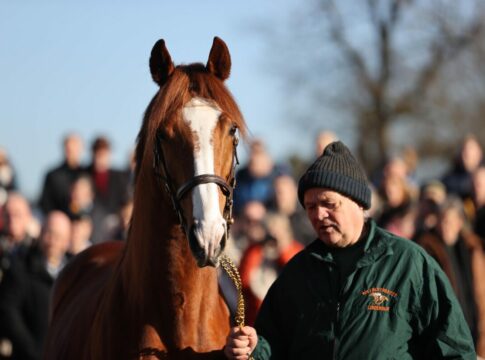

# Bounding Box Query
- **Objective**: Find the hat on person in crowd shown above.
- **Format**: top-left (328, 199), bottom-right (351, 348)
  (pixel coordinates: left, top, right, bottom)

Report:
top-left (298, 141), bottom-right (371, 209)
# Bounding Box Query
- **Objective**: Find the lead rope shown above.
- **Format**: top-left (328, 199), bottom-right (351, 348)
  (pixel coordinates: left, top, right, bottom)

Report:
top-left (219, 255), bottom-right (245, 327)
top-left (219, 255), bottom-right (255, 360)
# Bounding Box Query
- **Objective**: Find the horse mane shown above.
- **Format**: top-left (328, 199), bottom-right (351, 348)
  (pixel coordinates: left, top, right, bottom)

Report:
top-left (134, 63), bottom-right (247, 182)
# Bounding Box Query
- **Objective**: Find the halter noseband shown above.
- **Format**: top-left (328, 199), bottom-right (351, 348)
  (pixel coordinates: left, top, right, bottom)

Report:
top-left (152, 125), bottom-right (239, 235)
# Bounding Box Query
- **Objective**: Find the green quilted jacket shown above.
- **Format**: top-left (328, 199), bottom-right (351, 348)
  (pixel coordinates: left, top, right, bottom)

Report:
top-left (251, 220), bottom-right (476, 359)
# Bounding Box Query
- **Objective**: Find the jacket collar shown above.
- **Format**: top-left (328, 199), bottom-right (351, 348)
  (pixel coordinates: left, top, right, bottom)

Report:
top-left (307, 219), bottom-right (393, 267)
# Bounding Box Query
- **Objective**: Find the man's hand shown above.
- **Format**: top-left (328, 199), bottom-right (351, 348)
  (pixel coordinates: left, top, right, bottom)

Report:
top-left (224, 326), bottom-right (258, 360)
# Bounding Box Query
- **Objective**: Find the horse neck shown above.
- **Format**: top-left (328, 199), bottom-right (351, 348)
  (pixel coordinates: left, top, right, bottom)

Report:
top-left (120, 179), bottom-right (223, 331)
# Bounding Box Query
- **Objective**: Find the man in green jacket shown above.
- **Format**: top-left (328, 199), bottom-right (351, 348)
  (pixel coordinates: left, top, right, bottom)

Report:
top-left (224, 141), bottom-right (476, 359)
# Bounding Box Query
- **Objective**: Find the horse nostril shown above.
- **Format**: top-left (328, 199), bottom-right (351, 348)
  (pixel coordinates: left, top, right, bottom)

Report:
top-left (219, 232), bottom-right (227, 252)
top-left (187, 221), bottom-right (227, 267)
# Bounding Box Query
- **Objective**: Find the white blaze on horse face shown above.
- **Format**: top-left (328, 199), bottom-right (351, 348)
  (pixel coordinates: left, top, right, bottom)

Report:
top-left (182, 97), bottom-right (226, 260)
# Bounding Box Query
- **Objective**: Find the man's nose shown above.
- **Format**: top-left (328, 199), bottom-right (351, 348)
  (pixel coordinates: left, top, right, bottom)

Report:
top-left (317, 206), bottom-right (329, 220)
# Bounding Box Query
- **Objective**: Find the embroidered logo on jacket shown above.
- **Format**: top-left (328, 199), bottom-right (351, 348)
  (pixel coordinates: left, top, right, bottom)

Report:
top-left (362, 287), bottom-right (398, 312)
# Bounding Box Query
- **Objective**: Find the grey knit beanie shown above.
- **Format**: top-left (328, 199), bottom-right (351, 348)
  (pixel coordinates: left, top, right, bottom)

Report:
top-left (298, 141), bottom-right (371, 209)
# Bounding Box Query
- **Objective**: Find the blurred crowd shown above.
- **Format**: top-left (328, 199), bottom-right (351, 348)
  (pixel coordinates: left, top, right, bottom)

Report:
top-left (0, 133), bottom-right (134, 359)
top-left (0, 130), bottom-right (485, 358)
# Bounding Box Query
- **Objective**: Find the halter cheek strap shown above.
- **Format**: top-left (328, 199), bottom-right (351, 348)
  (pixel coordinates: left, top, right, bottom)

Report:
top-left (152, 127), bottom-right (239, 234)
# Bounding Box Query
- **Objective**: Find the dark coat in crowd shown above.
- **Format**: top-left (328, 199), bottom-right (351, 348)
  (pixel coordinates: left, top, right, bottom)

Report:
top-left (0, 245), bottom-right (56, 360)
top-left (417, 229), bottom-right (485, 356)
top-left (87, 166), bottom-right (130, 215)
top-left (474, 206), bottom-right (485, 245)
top-left (442, 162), bottom-right (475, 200)
top-left (39, 162), bottom-right (85, 215)
top-left (233, 165), bottom-right (288, 216)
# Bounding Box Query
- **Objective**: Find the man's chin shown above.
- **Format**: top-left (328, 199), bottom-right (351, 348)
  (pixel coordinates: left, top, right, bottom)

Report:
top-left (319, 235), bottom-right (342, 248)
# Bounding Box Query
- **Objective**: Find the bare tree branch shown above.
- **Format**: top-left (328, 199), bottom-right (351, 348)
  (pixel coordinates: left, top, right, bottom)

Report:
top-left (268, 0), bottom-right (485, 174)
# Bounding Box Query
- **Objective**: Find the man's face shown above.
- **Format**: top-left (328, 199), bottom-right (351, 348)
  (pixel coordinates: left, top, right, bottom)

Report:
top-left (438, 208), bottom-right (463, 246)
top-left (304, 188), bottom-right (365, 248)
top-left (242, 201), bottom-right (266, 244)
top-left (461, 137), bottom-right (482, 172)
top-left (93, 148), bottom-right (111, 172)
top-left (5, 196), bottom-right (31, 242)
top-left (40, 213), bottom-right (71, 262)
top-left (64, 136), bottom-right (83, 167)
top-left (274, 175), bottom-right (297, 211)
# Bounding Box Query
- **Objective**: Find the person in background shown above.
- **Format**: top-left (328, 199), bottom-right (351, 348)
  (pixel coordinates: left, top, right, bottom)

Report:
top-left (39, 133), bottom-right (85, 215)
top-left (87, 137), bottom-right (133, 243)
top-left (221, 200), bottom-right (269, 316)
top-left (233, 139), bottom-right (287, 215)
top-left (472, 164), bottom-right (485, 243)
top-left (0, 148), bottom-right (18, 209)
top-left (67, 175), bottom-right (111, 244)
top-left (413, 180), bottom-right (447, 239)
top-left (371, 154), bottom-right (419, 198)
top-left (0, 211), bottom-right (71, 360)
top-left (366, 184), bottom-right (383, 219)
top-left (374, 158), bottom-right (418, 239)
top-left (416, 196), bottom-right (485, 356)
top-left (68, 214), bottom-right (93, 257)
top-left (87, 136), bottom-right (130, 218)
top-left (442, 135), bottom-right (483, 205)
top-left (66, 175), bottom-right (95, 220)
top-left (376, 173), bottom-right (415, 229)
top-left (0, 193), bottom-right (39, 359)
top-left (380, 201), bottom-right (417, 239)
top-left (225, 141), bottom-right (475, 360)
top-left (239, 212), bottom-right (303, 325)
top-left (268, 174), bottom-right (314, 246)
top-left (230, 201), bottom-right (268, 264)
top-left (314, 131), bottom-right (337, 158)
top-left (0, 193), bottom-right (38, 278)
top-left (105, 198), bottom-right (133, 242)
top-left (401, 145), bottom-right (419, 185)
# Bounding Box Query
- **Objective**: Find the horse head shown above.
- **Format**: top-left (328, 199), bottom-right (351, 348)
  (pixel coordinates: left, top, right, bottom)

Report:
top-left (142, 37), bottom-right (245, 268)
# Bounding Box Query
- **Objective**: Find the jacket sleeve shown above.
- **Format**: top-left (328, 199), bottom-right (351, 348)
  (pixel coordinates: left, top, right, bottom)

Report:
top-left (415, 257), bottom-right (476, 359)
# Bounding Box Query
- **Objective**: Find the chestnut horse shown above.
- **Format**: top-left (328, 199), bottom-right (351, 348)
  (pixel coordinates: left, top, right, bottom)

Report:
top-left (43, 37), bottom-right (246, 360)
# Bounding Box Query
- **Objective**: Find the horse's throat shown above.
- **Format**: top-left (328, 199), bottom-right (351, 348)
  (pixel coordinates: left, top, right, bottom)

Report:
top-left (124, 203), bottom-right (229, 349)
top-left (155, 259), bottom-right (226, 350)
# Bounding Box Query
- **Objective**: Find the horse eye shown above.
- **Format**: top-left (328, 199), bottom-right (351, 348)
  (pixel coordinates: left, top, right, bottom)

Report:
top-left (156, 130), bottom-right (165, 141)
top-left (229, 125), bottom-right (237, 136)
top-left (157, 129), bottom-right (170, 141)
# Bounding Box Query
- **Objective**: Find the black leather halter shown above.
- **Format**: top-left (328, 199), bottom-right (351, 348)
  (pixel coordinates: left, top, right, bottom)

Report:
top-left (152, 125), bottom-right (239, 235)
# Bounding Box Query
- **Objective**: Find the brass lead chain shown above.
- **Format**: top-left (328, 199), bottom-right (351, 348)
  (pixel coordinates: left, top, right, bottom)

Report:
top-left (220, 254), bottom-right (246, 328)
top-left (220, 254), bottom-right (255, 360)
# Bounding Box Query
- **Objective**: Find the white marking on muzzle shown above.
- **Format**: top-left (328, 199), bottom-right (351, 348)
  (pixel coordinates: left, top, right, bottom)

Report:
top-left (182, 97), bottom-right (226, 261)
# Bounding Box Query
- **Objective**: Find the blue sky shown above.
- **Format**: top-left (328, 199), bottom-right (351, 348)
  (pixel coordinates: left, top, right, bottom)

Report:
top-left (0, 0), bottom-right (307, 200)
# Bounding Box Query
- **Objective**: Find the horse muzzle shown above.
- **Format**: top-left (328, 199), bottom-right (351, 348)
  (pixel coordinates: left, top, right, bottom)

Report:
top-left (188, 220), bottom-right (227, 267)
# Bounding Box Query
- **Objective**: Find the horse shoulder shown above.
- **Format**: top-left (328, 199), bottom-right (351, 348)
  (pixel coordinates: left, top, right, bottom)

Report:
top-left (50, 241), bottom-right (124, 318)
top-left (44, 242), bottom-right (124, 360)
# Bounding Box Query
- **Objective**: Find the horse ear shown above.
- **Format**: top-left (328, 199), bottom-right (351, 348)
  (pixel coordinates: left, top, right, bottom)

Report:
top-left (206, 37), bottom-right (231, 81)
top-left (150, 39), bottom-right (175, 86)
